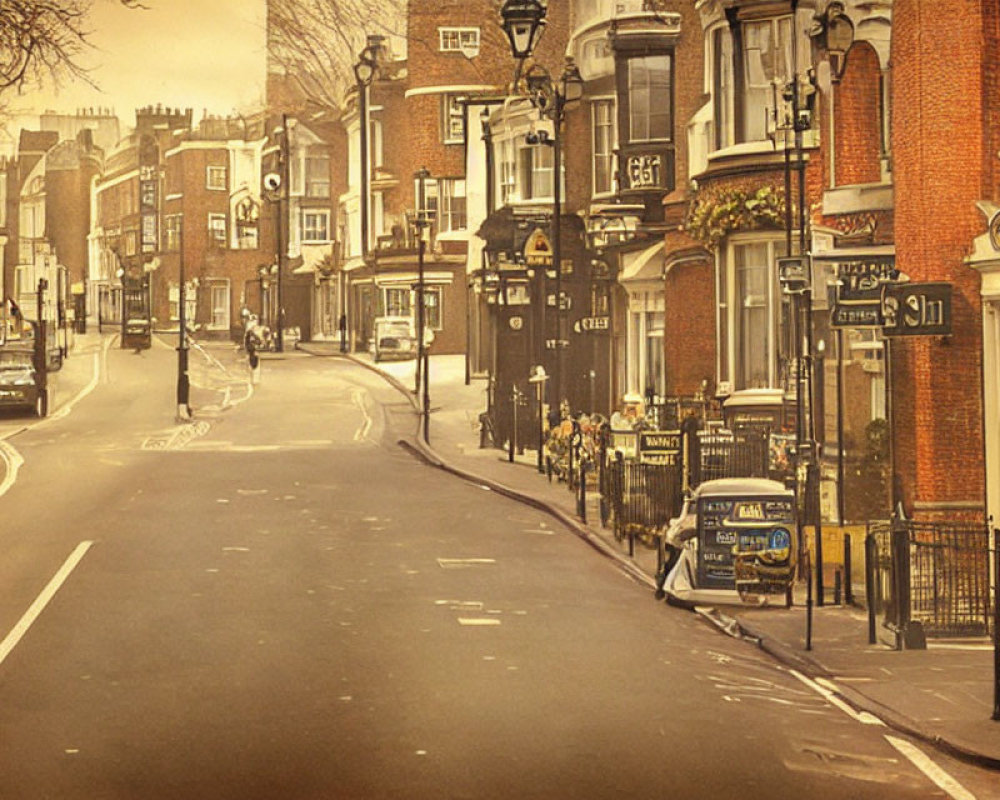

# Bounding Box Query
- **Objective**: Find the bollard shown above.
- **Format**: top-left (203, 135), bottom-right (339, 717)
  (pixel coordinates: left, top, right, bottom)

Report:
top-left (805, 549), bottom-right (813, 652)
top-left (844, 534), bottom-right (854, 605)
top-left (833, 568), bottom-right (842, 605)
top-left (865, 533), bottom-right (878, 645)
top-left (578, 461), bottom-right (587, 523)
top-left (993, 530), bottom-right (999, 721)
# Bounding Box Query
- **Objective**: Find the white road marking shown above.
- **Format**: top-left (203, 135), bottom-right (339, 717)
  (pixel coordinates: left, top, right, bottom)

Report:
top-left (0, 440), bottom-right (24, 498)
top-left (885, 736), bottom-right (977, 800)
top-left (436, 558), bottom-right (496, 568)
top-left (352, 388), bottom-right (373, 442)
top-left (458, 618), bottom-right (501, 626)
top-left (0, 541), bottom-right (93, 668)
top-left (790, 671), bottom-right (886, 726)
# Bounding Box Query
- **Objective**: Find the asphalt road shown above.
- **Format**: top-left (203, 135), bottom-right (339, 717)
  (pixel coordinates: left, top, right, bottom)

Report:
top-left (0, 340), bottom-right (983, 799)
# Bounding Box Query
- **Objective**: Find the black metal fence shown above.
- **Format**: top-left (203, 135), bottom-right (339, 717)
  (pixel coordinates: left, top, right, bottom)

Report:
top-left (605, 455), bottom-right (683, 554)
top-left (866, 517), bottom-right (993, 643)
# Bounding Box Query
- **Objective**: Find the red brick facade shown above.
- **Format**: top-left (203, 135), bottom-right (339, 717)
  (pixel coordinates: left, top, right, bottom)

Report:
top-left (891, 0), bottom-right (988, 517)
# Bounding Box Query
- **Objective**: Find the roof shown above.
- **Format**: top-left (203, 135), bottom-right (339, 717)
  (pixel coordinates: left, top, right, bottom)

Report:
top-left (692, 478), bottom-right (792, 499)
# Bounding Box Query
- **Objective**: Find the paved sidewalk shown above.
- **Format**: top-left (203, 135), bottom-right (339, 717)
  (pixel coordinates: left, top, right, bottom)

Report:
top-left (299, 342), bottom-right (1000, 770)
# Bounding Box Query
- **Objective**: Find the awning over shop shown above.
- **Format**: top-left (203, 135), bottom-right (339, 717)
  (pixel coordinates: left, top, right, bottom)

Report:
top-left (619, 241), bottom-right (664, 283)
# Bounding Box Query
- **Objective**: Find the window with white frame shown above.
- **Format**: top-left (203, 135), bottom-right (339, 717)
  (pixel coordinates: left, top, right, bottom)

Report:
top-left (208, 281), bottom-right (230, 330)
top-left (517, 143), bottom-right (554, 200)
top-left (627, 54), bottom-right (672, 142)
top-left (499, 137), bottom-right (516, 204)
top-left (441, 94), bottom-right (466, 144)
top-left (712, 15), bottom-right (802, 149)
top-left (592, 99), bottom-right (616, 195)
top-left (168, 282), bottom-right (197, 322)
top-left (439, 179), bottom-right (467, 232)
top-left (302, 210), bottom-right (330, 242)
top-left (438, 27), bottom-right (480, 56)
top-left (235, 197), bottom-right (259, 249)
top-left (208, 213), bottom-right (227, 246)
top-left (206, 165), bottom-right (227, 191)
top-left (305, 152), bottom-right (331, 198)
top-left (164, 214), bottom-right (182, 251)
top-left (415, 177), bottom-right (439, 223)
top-left (717, 238), bottom-right (783, 390)
top-left (383, 287), bottom-right (411, 317)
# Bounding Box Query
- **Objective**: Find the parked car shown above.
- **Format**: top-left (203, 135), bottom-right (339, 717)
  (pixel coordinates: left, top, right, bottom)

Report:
top-left (0, 346), bottom-right (44, 416)
top-left (371, 316), bottom-right (417, 362)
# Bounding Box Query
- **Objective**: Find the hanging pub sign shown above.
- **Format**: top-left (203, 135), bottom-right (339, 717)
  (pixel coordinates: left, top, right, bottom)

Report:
top-left (524, 229), bottom-right (553, 267)
top-left (826, 255), bottom-right (899, 328)
top-left (881, 281), bottom-right (952, 337)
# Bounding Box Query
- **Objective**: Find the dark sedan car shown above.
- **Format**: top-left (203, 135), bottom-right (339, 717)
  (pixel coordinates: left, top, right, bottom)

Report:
top-left (0, 347), bottom-right (44, 416)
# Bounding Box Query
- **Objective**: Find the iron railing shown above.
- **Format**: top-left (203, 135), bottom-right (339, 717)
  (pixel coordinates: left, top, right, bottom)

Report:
top-left (866, 517), bottom-right (992, 643)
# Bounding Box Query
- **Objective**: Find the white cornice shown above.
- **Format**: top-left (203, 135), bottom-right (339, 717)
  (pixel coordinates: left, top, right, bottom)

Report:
top-left (404, 84), bottom-right (495, 99)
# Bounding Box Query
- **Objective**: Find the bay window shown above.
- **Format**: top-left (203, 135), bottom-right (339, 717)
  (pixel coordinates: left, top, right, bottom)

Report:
top-left (628, 54), bottom-right (672, 142)
top-left (592, 99), bottom-right (616, 196)
top-left (718, 238), bottom-right (783, 390)
top-left (712, 13), bottom-right (804, 149)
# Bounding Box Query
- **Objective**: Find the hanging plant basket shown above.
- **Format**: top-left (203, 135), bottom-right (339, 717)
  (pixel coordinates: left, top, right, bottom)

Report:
top-left (685, 185), bottom-right (788, 251)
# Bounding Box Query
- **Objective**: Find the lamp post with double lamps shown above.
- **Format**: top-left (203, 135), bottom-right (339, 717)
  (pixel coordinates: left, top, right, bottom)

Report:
top-left (524, 60), bottom-right (583, 411)
top-left (499, 0), bottom-right (583, 414)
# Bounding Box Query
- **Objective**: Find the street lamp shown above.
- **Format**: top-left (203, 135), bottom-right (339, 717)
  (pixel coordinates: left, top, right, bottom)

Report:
top-left (354, 35), bottom-right (384, 263)
top-left (176, 216), bottom-right (191, 419)
top-left (812, 1), bottom-right (855, 82)
top-left (499, 0), bottom-right (546, 83)
top-left (520, 58), bottom-right (583, 414)
top-left (414, 166), bottom-right (432, 443)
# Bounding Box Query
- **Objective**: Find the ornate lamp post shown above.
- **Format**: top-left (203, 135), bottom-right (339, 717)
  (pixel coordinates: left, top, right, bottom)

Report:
top-left (499, 0), bottom-right (546, 83)
top-left (414, 167), bottom-right (432, 443)
top-left (353, 35), bottom-right (384, 262)
top-left (524, 59), bottom-right (583, 411)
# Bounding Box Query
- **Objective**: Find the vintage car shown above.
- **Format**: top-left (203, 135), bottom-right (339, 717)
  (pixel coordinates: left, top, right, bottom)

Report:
top-left (371, 316), bottom-right (417, 362)
top-left (0, 346), bottom-right (44, 416)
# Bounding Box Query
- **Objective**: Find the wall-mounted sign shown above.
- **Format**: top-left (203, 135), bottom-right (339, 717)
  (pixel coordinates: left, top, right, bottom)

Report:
top-left (619, 144), bottom-right (674, 195)
top-left (626, 154), bottom-right (662, 190)
top-left (828, 255), bottom-right (899, 328)
top-left (573, 316), bottom-right (610, 333)
top-left (545, 338), bottom-right (569, 349)
top-left (508, 315), bottom-right (524, 330)
top-left (881, 281), bottom-right (952, 337)
top-left (524, 229), bottom-right (553, 266)
top-left (639, 430), bottom-right (681, 465)
top-left (546, 292), bottom-right (571, 310)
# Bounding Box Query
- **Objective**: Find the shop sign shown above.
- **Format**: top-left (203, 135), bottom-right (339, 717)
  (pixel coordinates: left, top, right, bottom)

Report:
top-left (881, 281), bottom-right (952, 337)
top-left (545, 338), bottom-right (569, 349)
top-left (639, 430), bottom-right (681, 465)
top-left (573, 316), bottom-right (610, 333)
top-left (524, 229), bottom-right (553, 266)
top-left (829, 255), bottom-right (898, 328)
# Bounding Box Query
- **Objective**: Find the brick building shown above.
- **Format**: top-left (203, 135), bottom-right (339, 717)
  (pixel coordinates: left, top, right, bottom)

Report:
top-left (893, 0), bottom-right (997, 524)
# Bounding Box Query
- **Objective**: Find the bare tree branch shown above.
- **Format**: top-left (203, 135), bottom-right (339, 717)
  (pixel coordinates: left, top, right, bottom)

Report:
top-left (267, 0), bottom-right (406, 113)
top-left (0, 0), bottom-right (142, 95)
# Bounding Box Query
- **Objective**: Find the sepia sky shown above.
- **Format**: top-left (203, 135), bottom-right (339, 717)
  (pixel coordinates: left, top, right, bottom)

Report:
top-left (10, 0), bottom-right (267, 123)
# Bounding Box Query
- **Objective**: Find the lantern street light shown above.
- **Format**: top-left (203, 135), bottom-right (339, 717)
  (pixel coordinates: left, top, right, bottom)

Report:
top-left (354, 35), bottom-right (384, 263)
top-left (812, 1), bottom-right (855, 82)
top-left (500, 0), bottom-right (547, 77)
